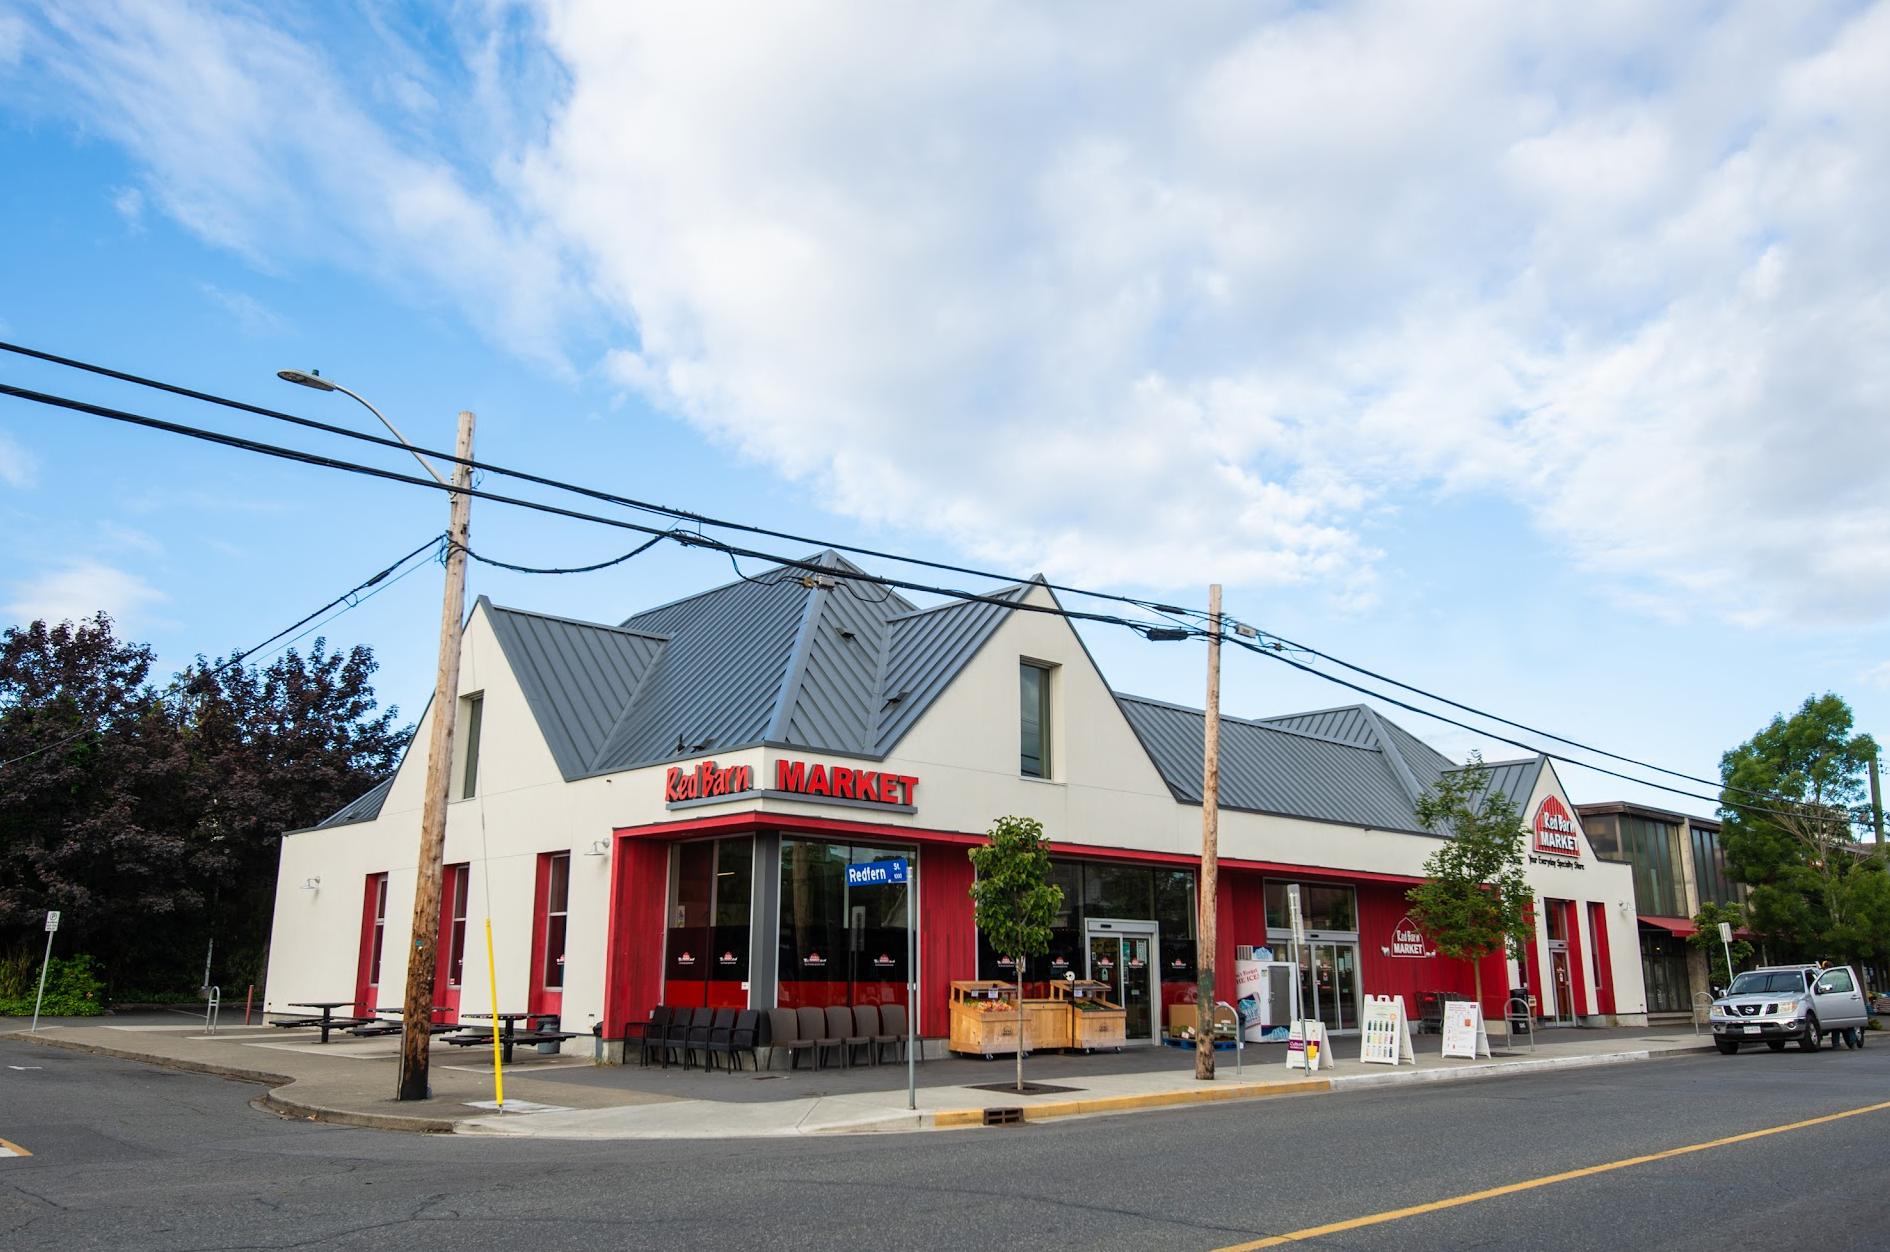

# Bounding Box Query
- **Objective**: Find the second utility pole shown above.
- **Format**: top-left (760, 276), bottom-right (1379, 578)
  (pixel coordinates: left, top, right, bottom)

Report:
top-left (398, 409), bottom-right (476, 1102)
top-left (1196, 584), bottom-right (1222, 1081)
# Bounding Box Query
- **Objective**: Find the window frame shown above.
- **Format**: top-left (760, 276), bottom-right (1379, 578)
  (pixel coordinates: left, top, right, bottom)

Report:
top-left (458, 692), bottom-right (484, 799)
top-left (541, 851), bottom-right (570, 990)
top-left (1019, 660), bottom-right (1055, 779)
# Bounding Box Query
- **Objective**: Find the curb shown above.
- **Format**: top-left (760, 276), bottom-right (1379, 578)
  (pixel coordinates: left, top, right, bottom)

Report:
top-left (15, 1032), bottom-right (457, 1135)
top-left (1327, 1044), bottom-right (1715, 1091)
top-left (931, 1077), bottom-right (1331, 1128)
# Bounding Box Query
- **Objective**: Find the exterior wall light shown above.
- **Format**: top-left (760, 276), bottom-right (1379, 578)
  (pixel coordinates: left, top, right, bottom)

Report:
top-left (300, 877), bottom-right (321, 892)
top-left (584, 840), bottom-right (610, 858)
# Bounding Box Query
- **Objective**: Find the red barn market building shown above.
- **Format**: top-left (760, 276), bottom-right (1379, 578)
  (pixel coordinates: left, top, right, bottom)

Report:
top-left (265, 553), bottom-right (1649, 1053)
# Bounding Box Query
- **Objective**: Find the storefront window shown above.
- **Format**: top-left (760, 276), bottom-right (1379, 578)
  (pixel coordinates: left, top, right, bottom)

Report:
top-left (542, 852), bottom-right (570, 989)
top-left (665, 837), bottom-right (754, 1009)
top-left (977, 859), bottom-right (1198, 1004)
top-left (1640, 928), bottom-right (1691, 1013)
top-left (777, 838), bottom-right (912, 1010)
top-left (1263, 881), bottom-right (1357, 932)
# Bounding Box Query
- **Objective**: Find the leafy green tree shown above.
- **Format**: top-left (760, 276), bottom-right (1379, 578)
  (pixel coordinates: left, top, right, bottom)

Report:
top-left (1, 614), bottom-right (406, 998)
top-left (1405, 755), bottom-right (1537, 1013)
top-left (1686, 901), bottom-right (1754, 990)
top-left (968, 814), bottom-right (1063, 1093)
top-left (1719, 694), bottom-right (1879, 960)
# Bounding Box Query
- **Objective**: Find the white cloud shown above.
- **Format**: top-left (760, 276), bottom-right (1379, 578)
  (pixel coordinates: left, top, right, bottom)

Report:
top-left (199, 282), bottom-right (287, 336)
top-left (110, 184), bottom-right (144, 229)
top-left (5, 560), bottom-right (166, 629)
top-left (521, 1), bottom-right (1890, 619)
top-left (0, 430), bottom-right (36, 488)
top-left (16, 1), bottom-right (1890, 623)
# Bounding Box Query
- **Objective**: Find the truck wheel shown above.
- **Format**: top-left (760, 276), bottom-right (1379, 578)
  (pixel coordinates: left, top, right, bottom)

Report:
top-left (1766, 1041), bottom-right (1786, 1052)
top-left (1799, 1018), bottom-right (1822, 1052)
top-left (1715, 1039), bottom-right (1739, 1055)
top-left (1855, 1027), bottom-right (1866, 1049)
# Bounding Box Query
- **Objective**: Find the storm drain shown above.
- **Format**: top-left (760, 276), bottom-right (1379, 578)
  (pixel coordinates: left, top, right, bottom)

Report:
top-left (982, 1107), bottom-right (1025, 1126)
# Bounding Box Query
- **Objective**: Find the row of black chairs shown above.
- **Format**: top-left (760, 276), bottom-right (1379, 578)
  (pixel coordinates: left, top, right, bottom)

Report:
top-left (627, 1004), bottom-right (916, 1072)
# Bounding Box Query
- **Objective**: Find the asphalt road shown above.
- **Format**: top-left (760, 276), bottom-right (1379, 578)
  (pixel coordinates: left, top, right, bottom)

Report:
top-left (4, 1034), bottom-right (1889, 1250)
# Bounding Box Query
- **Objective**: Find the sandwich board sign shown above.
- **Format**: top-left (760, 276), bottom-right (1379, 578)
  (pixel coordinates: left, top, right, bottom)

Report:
top-left (1284, 1018), bottom-right (1332, 1071)
top-left (1358, 994), bottom-right (1415, 1066)
top-left (1441, 1000), bottom-right (1492, 1059)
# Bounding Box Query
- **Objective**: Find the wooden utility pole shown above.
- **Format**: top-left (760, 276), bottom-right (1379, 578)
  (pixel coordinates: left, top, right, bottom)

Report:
top-left (1196, 584), bottom-right (1222, 1081)
top-left (397, 409), bottom-right (475, 1101)
top-left (1870, 750), bottom-right (1884, 858)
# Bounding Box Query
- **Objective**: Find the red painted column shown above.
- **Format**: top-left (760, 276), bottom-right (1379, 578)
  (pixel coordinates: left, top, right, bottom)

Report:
top-left (1588, 901), bottom-right (1617, 1015)
top-left (920, 844), bottom-right (976, 1040)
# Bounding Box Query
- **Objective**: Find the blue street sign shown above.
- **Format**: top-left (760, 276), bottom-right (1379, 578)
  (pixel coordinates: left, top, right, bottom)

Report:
top-left (846, 858), bottom-right (908, 886)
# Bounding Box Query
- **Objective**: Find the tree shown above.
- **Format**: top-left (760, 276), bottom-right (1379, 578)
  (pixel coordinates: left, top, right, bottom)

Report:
top-left (1686, 901), bottom-right (1754, 990)
top-left (1719, 694), bottom-right (1879, 961)
top-left (0, 614), bottom-right (407, 996)
top-left (0, 615), bottom-right (196, 984)
top-left (968, 815), bottom-right (1063, 1094)
top-left (1405, 755), bottom-right (1537, 1014)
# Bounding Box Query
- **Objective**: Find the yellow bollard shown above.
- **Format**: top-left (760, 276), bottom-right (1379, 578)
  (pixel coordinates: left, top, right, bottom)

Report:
top-left (485, 917), bottom-right (503, 1111)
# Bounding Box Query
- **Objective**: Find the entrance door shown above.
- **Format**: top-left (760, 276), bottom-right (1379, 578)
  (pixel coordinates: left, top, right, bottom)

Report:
top-left (1548, 948), bottom-right (1576, 1024)
top-left (1086, 920), bottom-right (1157, 1043)
top-left (1294, 941), bottom-right (1361, 1034)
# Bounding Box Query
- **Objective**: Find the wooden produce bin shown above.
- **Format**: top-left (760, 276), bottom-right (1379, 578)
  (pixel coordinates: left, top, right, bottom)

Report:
top-left (949, 980), bottom-right (1023, 1058)
top-left (1022, 998), bottom-right (1071, 1051)
top-left (1055, 979), bottom-right (1126, 1052)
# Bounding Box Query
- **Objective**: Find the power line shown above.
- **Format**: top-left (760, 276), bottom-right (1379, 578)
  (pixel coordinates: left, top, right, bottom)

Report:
top-left (0, 380), bottom-right (1198, 641)
top-left (0, 339), bottom-right (1197, 621)
top-left (459, 534), bottom-right (664, 576)
top-left (1226, 634), bottom-right (1834, 825)
top-left (0, 369), bottom-right (1836, 821)
top-left (0, 534), bottom-right (443, 772)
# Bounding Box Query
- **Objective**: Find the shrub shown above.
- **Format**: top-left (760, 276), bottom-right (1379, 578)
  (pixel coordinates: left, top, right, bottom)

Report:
top-left (0, 953), bottom-right (107, 1017)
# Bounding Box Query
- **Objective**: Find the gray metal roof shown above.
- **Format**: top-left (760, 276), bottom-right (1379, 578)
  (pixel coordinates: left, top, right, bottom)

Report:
top-left (871, 585), bottom-right (1030, 755)
top-left (1118, 694), bottom-right (1441, 833)
top-left (312, 775), bottom-right (393, 830)
top-left (485, 602), bottom-right (667, 779)
top-left (1459, 756), bottom-right (1545, 818)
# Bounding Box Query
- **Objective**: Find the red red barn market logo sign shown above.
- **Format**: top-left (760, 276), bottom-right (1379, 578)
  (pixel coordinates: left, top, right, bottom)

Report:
top-left (1532, 797), bottom-right (1581, 858)
top-left (664, 757), bottom-right (919, 807)
top-left (1391, 915), bottom-right (1431, 958)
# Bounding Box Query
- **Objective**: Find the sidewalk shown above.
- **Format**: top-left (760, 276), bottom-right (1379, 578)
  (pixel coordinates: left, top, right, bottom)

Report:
top-left (4, 1014), bottom-right (1714, 1139)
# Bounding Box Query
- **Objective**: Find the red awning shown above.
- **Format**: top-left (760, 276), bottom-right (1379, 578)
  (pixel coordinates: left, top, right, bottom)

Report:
top-left (1639, 914), bottom-right (1697, 937)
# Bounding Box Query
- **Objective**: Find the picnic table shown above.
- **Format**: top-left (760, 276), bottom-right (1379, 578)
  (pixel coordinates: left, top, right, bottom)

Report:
top-left (348, 1006), bottom-right (459, 1038)
top-left (271, 1001), bottom-right (372, 1044)
top-left (447, 1011), bottom-right (579, 1063)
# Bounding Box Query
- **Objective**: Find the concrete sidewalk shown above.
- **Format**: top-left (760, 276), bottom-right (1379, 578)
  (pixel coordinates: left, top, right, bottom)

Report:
top-left (5, 1015), bottom-right (1714, 1139)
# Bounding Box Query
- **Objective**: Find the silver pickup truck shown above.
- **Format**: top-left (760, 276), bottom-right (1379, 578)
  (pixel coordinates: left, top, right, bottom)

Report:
top-left (1709, 963), bottom-right (1870, 1054)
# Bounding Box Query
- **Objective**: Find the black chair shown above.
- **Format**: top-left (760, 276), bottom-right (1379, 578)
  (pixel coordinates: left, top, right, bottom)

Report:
top-left (874, 1002), bottom-right (909, 1063)
top-left (851, 1004), bottom-right (881, 1066)
top-left (683, 1008), bottom-right (720, 1070)
top-left (661, 1007), bottom-right (700, 1069)
top-left (717, 1009), bottom-right (761, 1072)
top-left (629, 1006), bottom-right (672, 1067)
top-left (799, 1006), bottom-right (839, 1071)
top-left (767, 1008), bottom-right (814, 1070)
top-left (700, 1008), bottom-right (738, 1071)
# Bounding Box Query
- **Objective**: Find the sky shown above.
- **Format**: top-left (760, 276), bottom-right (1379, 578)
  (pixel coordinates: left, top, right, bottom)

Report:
top-left (2, 0), bottom-right (1887, 818)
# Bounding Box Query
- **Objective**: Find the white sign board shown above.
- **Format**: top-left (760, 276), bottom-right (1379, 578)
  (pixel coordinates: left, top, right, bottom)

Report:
top-left (44, 910), bottom-right (60, 933)
top-left (1359, 994), bottom-right (1415, 1066)
top-left (1441, 1000), bottom-right (1492, 1059)
top-left (1717, 921), bottom-right (1733, 945)
top-left (1284, 1018), bottom-right (1332, 1071)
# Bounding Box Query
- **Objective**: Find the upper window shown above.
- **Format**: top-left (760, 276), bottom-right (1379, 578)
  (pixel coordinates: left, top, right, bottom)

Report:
top-left (1020, 662), bottom-right (1053, 778)
top-left (458, 693), bottom-right (484, 799)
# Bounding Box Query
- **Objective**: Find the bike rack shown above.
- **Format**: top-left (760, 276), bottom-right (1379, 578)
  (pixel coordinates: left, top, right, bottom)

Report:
top-left (1691, 991), bottom-right (1713, 1036)
top-left (205, 985), bottom-right (221, 1036)
top-left (1504, 996), bottom-right (1536, 1052)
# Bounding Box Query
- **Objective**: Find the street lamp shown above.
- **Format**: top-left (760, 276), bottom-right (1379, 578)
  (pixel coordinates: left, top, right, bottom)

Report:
top-left (278, 367), bottom-right (475, 1102)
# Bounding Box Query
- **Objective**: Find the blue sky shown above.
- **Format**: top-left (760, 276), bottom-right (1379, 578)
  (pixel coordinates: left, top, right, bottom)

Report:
top-left (3, 1), bottom-right (1888, 818)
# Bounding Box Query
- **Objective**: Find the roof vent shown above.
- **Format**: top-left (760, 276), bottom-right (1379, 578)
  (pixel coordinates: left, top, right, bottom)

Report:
top-left (883, 688), bottom-right (911, 708)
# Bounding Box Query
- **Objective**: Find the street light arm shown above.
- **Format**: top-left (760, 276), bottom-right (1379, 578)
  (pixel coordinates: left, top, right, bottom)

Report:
top-left (323, 381), bottom-right (451, 486)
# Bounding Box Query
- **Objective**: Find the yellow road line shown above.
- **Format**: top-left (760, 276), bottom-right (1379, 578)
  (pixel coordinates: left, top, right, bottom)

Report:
top-left (0, 1137), bottom-right (30, 1157)
top-left (1212, 1098), bottom-right (1890, 1251)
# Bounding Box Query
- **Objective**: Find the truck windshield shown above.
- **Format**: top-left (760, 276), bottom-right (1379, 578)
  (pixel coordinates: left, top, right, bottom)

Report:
top-left (1728, 972), bottom-right (1803, 995)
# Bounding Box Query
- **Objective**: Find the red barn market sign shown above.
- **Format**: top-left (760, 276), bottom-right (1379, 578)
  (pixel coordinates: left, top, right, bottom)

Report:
top-left (1532, 797), bottom-right (1581, 858)
top-left (664, 757), bottom-right (919, 808)
top-left (1390, 914), bottom-right (1431, 958)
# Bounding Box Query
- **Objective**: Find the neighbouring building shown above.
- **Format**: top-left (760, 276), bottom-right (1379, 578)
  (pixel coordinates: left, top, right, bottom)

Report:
top-left (265, 552), bottom-right (1649, 1055)
top-left (1575, 801), bottom-right (1745, 1019)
